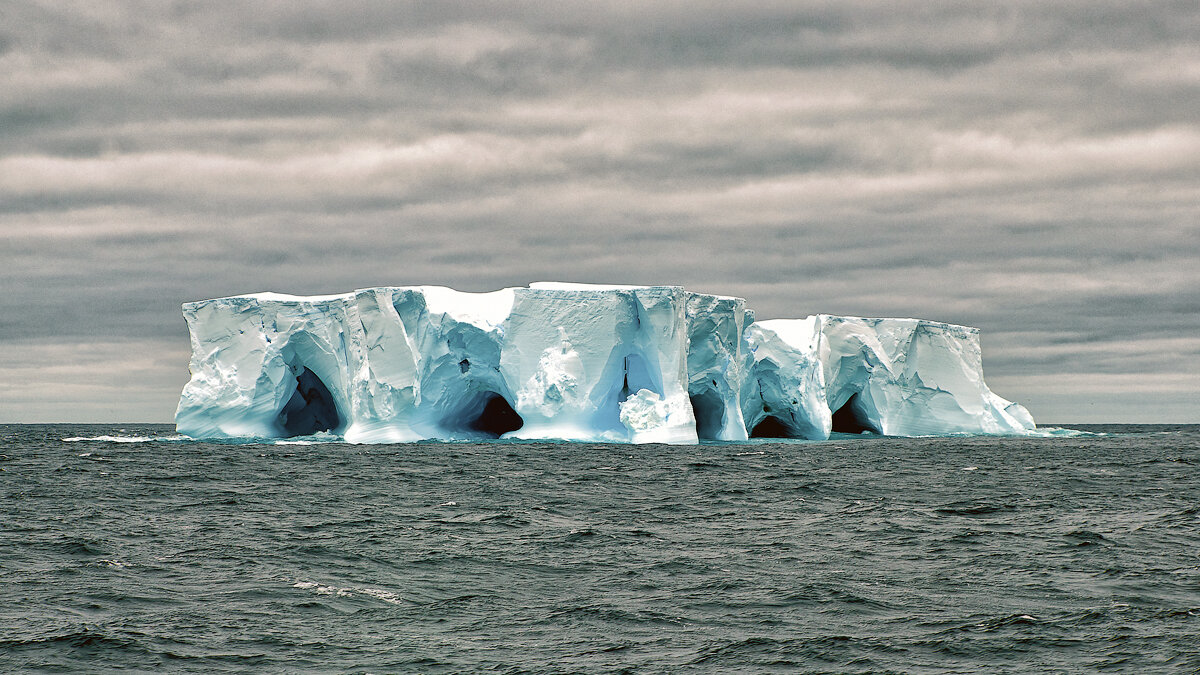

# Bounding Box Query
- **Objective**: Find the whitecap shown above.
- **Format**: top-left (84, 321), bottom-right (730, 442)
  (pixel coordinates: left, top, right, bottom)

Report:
top-left (359, 588), bottom-right (402, 604)
top-left (293, 580), bottom-right (352, 597)
top-left (63, 435), bottom-right (150, 442)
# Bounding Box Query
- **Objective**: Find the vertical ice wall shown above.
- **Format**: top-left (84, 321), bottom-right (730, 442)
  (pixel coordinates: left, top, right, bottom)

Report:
top-left (342, 286), bottom-right (520, 443)
top-left (176, 293), bottom-right (358, 439)
top-left (506, 284), bottom-right (697, 443)
top-left (743, 317), bottom-right (831, 440)
top-left (685, 292), bottom-right (754, 441)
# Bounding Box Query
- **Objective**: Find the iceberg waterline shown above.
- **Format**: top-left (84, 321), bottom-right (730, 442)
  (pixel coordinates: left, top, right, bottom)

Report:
top-left (175, 283), bottom-right (1036, 444)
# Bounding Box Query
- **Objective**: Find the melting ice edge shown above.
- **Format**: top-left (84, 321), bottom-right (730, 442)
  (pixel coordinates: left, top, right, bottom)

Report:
top-left (176, 282), bottom-right (1036, 444)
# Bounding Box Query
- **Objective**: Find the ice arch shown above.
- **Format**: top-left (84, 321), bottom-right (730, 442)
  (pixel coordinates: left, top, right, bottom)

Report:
top-left (277, 367), bottom-right (340, 436)
top-left (749, 415), bottom-right (794, 439)
top-left (689, 389), bottom-right (726, 440)
top-left (830, 392), bottom-right (877, 435)
top-left (274, 331), bottom-right (349, 437)
top-left (471, 394), bottom-right (524, 437)
top-left (438, 390), bottom-right (524, 439)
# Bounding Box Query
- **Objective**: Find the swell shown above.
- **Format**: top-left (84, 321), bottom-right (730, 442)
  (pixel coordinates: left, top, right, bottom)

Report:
top-left (1, 424), bottom-right (1197, 673)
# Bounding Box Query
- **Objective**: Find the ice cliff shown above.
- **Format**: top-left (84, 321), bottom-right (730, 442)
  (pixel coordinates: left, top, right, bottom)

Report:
top-left (176, 284), bottom-right (1035, 443)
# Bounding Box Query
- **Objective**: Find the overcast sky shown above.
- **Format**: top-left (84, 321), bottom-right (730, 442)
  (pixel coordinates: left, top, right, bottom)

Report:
top-left (2, 1), bottom-right (1198, 423)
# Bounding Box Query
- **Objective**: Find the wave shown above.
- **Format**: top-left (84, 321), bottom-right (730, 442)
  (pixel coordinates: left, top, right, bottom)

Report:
top-left (61, 433), bottom-right (347, 446)
top-left (62, 434), bottom-right (190, 443)
top-left (1030, 426), bottom-right (1101, 437)
top-left (292, 579), bottom-right (404, 604)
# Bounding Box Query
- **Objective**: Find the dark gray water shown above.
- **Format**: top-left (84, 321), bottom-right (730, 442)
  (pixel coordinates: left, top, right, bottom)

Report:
top-left (3, 424), bottom-right (1199, 673)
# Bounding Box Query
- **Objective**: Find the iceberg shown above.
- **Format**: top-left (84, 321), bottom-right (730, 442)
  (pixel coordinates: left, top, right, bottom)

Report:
top-left (176, 284), bottom-right (1035, 443)
top-left (743, 316), bottom-right (1036, 439)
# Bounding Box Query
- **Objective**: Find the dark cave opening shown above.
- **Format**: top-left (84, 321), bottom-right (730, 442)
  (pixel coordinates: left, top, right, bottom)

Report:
top-left (277, 367), bottom-right (340, 437)
top-left (750, 415), bottom-right (793, 439)
top-left (831, 393), bottom-right (874, 434)
top-left (690, 390), bottom-right (726, 440)
top-left (467, 394), bottom-right (524, 438)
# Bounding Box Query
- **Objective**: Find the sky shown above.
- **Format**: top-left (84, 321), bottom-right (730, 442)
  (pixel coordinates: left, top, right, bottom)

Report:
top-left (2, 1), bottom-right (1198, 424)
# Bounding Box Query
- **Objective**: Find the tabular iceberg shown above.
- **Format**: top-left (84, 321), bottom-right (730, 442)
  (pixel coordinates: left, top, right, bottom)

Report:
top-left (176, 284), bottom-right (1035, 443)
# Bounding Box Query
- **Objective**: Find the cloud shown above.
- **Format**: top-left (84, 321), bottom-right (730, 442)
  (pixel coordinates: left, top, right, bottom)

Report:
top-left (1, 1), bottom-right (1198, 421)
top-left (0, 338), bottom-right (189, 422)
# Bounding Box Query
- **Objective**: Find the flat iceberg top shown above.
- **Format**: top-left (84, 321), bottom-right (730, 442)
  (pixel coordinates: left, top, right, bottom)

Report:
top-left (193, 283), bottom-right (739, 307)
top-left (815, 314), bottom-right (979, 335)
top-left (527, 283), bottom-right (741, 303)
top-left (528, 282), bottom-right (684, 292)
top-left (194, 291), bottom-right (354, 305)
top-left (754, 317), bottom-right (822, 351)
top-left (415, 286), bottom-right (517, 328)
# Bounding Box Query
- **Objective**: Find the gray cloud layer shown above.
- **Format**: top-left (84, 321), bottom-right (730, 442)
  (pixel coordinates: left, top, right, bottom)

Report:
top-left (2, 1), bottom-right (1198, 422)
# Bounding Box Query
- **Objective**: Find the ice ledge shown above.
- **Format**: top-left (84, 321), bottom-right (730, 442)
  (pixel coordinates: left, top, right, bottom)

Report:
top-left (176, 284), bottom-right (1036, 443)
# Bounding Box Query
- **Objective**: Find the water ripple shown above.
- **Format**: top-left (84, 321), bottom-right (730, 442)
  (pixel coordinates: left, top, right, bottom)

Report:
top-left (1, 422), bottom-right (1197, 673)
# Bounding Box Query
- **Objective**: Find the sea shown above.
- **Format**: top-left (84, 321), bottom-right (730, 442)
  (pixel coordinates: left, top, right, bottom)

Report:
top-left (2, 424), bottom-right (1198, 673)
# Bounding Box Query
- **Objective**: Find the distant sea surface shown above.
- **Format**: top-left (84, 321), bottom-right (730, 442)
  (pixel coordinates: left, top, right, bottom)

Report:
top-left (2, 424), bottom-right (1198, 673)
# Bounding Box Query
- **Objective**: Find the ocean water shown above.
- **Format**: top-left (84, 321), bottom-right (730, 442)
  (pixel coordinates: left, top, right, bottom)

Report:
top-left (2, 424), bottom-right (1198, 673)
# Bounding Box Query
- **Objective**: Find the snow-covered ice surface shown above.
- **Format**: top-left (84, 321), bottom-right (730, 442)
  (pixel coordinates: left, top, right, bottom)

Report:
top-left (175, 284), bottom-right (1036, 444)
